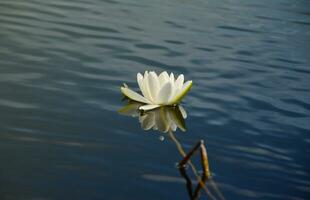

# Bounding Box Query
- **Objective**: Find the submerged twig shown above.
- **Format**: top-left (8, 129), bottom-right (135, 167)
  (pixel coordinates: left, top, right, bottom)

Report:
top-left (178, 139), bottom-right (211, 179)
top-left (200, 141), bottom-right (211, 178)
top-left (168, 130), bottom-right (226, 200)
top-left (168, 130), bottom-right (217, 200)
top-left (179, 140), bottom-right (203, 167)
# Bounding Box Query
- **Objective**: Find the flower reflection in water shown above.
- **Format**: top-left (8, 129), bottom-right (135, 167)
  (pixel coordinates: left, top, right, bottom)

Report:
top-left (119, 100), bottom-right (187, 133)
top-left (119, 100), bottom-right (225, 200)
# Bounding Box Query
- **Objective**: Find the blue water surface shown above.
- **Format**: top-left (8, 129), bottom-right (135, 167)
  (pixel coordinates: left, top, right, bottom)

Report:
top-left (0, 0), bottom-right (310, 199)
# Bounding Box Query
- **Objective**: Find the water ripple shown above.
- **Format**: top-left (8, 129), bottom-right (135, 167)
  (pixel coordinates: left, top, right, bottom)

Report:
top-left (0, 0), bottom-right (309, 199)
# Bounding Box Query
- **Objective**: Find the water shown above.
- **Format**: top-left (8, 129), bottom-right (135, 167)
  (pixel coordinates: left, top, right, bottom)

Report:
top-left (1, 0), bottom-right (310, 199)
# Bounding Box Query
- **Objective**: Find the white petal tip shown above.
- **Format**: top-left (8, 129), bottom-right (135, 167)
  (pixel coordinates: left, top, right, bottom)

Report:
top-left (170, 80), bottom-right (193, 104)
top-left (121, 87), bottom-right (152, 104)
top-left (139, 104), bottom-right (160, 111)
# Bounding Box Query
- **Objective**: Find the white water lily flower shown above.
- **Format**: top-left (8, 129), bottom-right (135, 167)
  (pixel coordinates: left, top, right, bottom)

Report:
top-left (121, 71), bottom-right (193, 111)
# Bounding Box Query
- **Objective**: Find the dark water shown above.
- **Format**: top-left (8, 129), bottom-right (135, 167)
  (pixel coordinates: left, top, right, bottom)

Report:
top-left (1, 0), bottom-right (310, 199)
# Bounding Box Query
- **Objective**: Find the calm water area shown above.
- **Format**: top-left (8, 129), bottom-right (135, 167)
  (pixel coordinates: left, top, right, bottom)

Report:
top-left (0, 0), bottom-right (310, 199)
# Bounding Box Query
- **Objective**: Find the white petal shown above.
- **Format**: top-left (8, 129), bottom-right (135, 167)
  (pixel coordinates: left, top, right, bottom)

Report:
top-left (175, 74), bottom-right (184, 89)
top-left (158, 71), bottom-right (169, 87)
top-left (144, 71), bottom-right (148, 77)
top-left (148, 71), bottom-right (160, 102)
top-left (137, 73), bottom-right (143, 91)
top-left (156, 82), bottom-right (173, 104)
top-left (121, 87), bottom-right (152, 104)
top-left (139, 104), bottom-right (160, 111)
top-left (142, 72), bottom-right (154, 102)
top-left (178, 105), bottom-right (187, 119)
top-left (137, 73), bottom-right (143, 86)
top-left (170, 80), bottom-right (193, 104)
top-left (169, 73), bottom-right (176, 98)
top-left (168, 85), bottom-right (178, 103)
top-left (137, 73), bottom-right (149, 100)
top-left (170, 73), bottom-right (175, 83)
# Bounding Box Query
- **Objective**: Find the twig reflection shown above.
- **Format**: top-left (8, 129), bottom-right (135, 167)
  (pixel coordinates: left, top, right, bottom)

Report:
top-left (179, 166), bottom-right (208, 200)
